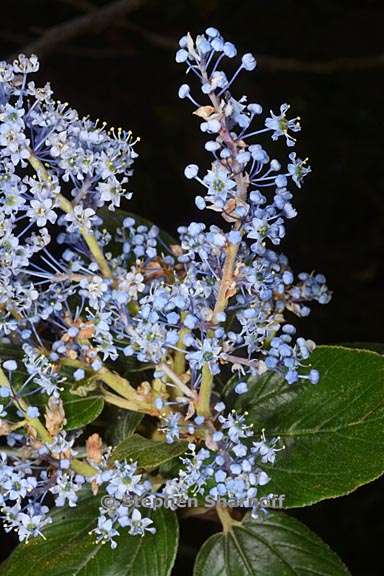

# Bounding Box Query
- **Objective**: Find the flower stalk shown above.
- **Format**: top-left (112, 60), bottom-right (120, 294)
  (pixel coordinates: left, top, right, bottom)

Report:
top-left (28, 151), bottom-right (113, 278)
top-left (0, 366), bottom-right (52, 444)
top-left (216, 505), bottom-right (242, 534)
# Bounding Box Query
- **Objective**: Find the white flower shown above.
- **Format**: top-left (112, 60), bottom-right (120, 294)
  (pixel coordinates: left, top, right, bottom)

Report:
top-left (12, 54), bottom-right (39, 74)
top-left (64, 205), bottom-right (96, 231)
top-left (97, 178), bottom-right (131, 209)
top-left (28, 198), bottom-right (57, 227)
top-left (127, 509), bottom-right (156, 536)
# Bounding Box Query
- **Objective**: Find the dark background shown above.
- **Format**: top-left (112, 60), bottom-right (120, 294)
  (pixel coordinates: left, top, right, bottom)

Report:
top-left (0, 1), bottom-right (383, 573)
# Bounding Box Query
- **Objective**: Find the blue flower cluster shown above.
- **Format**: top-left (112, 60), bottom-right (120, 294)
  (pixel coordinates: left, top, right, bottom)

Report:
top-left (0, 29), bottom-right (330, 547)
top-left (0, 432), bottom-right (155, 546)
top-left (164, 404), bottom-right (281, 517)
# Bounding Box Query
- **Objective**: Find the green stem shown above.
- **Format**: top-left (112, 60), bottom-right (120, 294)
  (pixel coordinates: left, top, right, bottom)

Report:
top-left (174, 327), bottom-right (188, 375)
top-left (78, 227), bottom-right (112, 279)
top-left (197, 364), bottom-right (214, 417)
top-left (212, 242), bottom-right (240, 322)
top-left (2, 365), bottom-right (75, 447)
top-left (174, 312), bottom-right (188, 376)
top-left (0, 366), bottom-right (10, 388)
top-left (26, 416), bottom-right (52, 444)
top-left (0, 367), bottom-right (52, 443)
top-left (60, 357), bottom-right (141, 402)
top-left (59, 358), bottom-right (87, 370)
top-left (196, 242), bottom-right (241, 417)
top-left (102, 388), bottom-right (156, 415)
top-left (96, 367), bottom-right (140, 400)
top-left (61, 357), bottom-right (156, 414)
top-left (71, 458), bottom-right (97, 477)
top-left (159, 362), bottom-right (194, 399)
top-left (28, 151), bottom-right (112, 278)
top-left (216, 505), bottom-right (242, 534)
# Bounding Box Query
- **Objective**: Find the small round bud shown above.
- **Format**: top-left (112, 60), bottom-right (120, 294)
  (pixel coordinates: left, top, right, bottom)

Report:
top-left (223, 42), bottom-right (237, 58)
top-left (3, 360), bottom-right (17, 372)
top-left (195, 195), bottom-right (206, 210)
top-left (184, 164), bottom-right (198, 179)
top-left (154, 397), bottom-right (163, 410)
top-left (205, 141), bottom-right (220, 152)
top-left (206, 27), bottom-right (219, 38)
top-left (178, 84), bottom-right (190, 99)
top-left (309, 369), bottom-right (320, 384)
top-left (242, 53), bottom-right (257, 71)
top-left (214, 402), bottom-right (225, 412)
top-left (235, 382), bottom-right (248, 395)
top-left (175, 49), bottom-right (188, 63)
top-left (194, 415), bottom-right (205, 426)
top-left (270, 159), bottom-right (281, 171)
top-left (73, 368), bottom-right (85, 381)
top-left (248, 103), bottom-right (263, 114)
top-left (179, 35), bottom-right (188, 48)
top-left (27, 406), bottom-right (40, 418)
top-left (206, 119), bottom-right (221, 133)
top-left (228, 230), bottom-right (241, 244)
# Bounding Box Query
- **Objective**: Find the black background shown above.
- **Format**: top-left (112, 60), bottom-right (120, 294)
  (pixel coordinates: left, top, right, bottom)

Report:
top-left (0, 1), bottom-right (383, 573)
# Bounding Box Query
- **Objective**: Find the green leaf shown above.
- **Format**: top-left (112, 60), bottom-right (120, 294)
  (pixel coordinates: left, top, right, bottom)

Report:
top-left (0, 493), bottom-right (179, 576)
top-left (57, 368), bottom-right (105, 430)
top-left (256, 346), bottom-right (384, 507)
top-left (111, 433), bottom-right (188, 469)
top-left (62, 392), bottom-right (105, 431)
top-left (342, 342), bottom-right (384, 355)
top-left (106, 408), bottom-right (144, 444)
top-left (194, 511), bottom-right (350, 576)
top-left (30, 390), bottom-right (104, 431)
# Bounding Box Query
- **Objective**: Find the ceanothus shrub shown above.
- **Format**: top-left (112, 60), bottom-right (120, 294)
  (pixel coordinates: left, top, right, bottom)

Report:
top-left (0, 29), bottom-right (381, 576)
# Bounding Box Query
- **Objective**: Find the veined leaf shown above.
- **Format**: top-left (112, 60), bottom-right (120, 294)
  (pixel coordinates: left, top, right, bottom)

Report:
top-left (106, 407), bottom-right (144, 444)
top-left (111, 433), bottom-right (188, 469)
top-left (255, 346), bottom-right (384, 507)
top-left (194, 511), bottom-right (350, 576)
top-left (62, 392), bottom-right (104, 431)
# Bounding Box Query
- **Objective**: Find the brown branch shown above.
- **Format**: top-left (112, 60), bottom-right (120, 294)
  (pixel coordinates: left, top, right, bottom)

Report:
top-left (48, 45), bottom-right (136, 59)
top-left (258, 53), bottom-right (384, 73)
top-left (17, 0), bottom-right (145, 58)
top-left (10, 0), bottom-right (384, 74)
top-left (16, 37), bottom-right (384, 74)
top-left (57, 0), bottom-right (176, 49)
top-left (118, 21), bottom-right (176, 50)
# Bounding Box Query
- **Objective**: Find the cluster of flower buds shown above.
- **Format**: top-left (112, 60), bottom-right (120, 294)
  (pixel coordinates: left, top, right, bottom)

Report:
top-left (0, 28), bottom-right (330, 547)
top-left (163, 404), bottom-right (282, 517)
